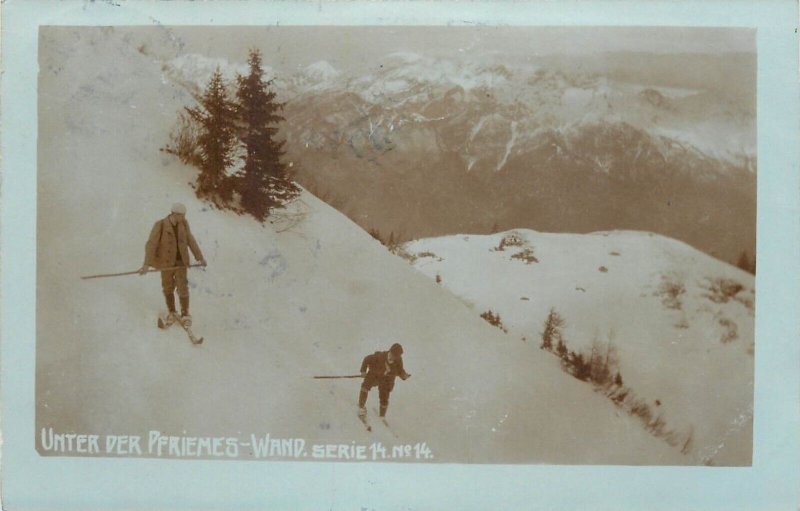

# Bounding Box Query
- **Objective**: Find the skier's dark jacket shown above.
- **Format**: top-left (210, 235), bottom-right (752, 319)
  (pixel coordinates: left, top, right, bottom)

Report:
top-left (360, 351), bottom-right (409, 390)
top-left (144, 216), bottom-right (204, 269)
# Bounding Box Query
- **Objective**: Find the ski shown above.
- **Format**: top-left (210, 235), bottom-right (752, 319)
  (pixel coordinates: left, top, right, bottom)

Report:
top-left (372, 408), bottom-right (399, 438)
top-left (158, 313), bottom-right (202, 344)
top-left (177, 316), bottom-right (204, 345)
top-left (157, 312), bottom-right (176, 330)
top-left (358, 412), bottom-right (372, 432)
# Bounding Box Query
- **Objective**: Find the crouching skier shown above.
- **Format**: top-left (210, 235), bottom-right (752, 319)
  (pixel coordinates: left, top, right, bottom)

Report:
top-left (358, 343), bottom-right (411, 419)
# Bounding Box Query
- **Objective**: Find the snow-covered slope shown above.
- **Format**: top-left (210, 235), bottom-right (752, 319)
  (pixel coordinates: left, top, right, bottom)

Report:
top-left (37, 26), bottom-right (693, 465)
top-left (403, 230), bottom-right (754, 465)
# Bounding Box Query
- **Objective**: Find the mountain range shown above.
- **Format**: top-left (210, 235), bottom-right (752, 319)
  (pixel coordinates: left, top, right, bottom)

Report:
top-left (161, 48), bottom-right (756, 264)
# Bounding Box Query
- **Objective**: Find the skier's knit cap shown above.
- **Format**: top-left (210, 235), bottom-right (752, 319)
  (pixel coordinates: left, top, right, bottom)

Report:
top-left (390, 343), bottom-right (403, 355)
top-left (171, 203), bottom-right (187, 215)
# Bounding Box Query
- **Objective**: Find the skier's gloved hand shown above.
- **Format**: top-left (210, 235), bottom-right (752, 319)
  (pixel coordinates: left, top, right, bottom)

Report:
top-left (138, 265), bottom-right (150, 275)
top-left (402, 373), bottom-right (411, 380)
top-left (361, 371), bottom-right (367, 378)
top-left (199, 259), bottom-right (207, 267)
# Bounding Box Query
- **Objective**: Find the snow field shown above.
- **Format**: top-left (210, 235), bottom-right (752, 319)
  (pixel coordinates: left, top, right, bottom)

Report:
top-left (36, 27), bottom-right (690, 464)
top-left (405, 230), bottom-right (754, 464)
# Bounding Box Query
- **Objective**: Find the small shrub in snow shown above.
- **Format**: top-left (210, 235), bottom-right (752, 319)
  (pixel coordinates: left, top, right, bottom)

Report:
top-left (369, 228), bottom-right (409, 256)
top-left (703, 277), bottom-right (744, 304)
top-left (480, 310), bottom-right (507, 333)
top-left (598, 266), bottom-right (608, 273)
top-left (386, 232), bottom-right (403, 250)
top-left (368, 228), bottom-right (383, 243)
top-left (718, 317), bottom-right (738, 343)
top-left (511, 248), bottom-right (539, 264)
top-left (392, 245), bottom-right (417, 264)
top-left (163, 111), bottom-right (203, 168)
top-left (495, 233), bottom-right (525, 251)
top-left (648, 413), bottom-right (667, 436)
top-left (435, 274), bottom-right (442, 284)
top-left (589, 336), bottom-right (619, 386)
top-left (609, 251), bottom-right (621, 256)
top-left (674, 318), bottom-right (690, 329)
top-left (610, 388), bottom-right (629, 404)
top-left (629, 397), bottom-right (653, 423)
top-left (655, 275), bottom-right (686, 310)
top-left (567, 351), bottom-right (592, 381)
top-left (681, 426), bottom-right (695, 456)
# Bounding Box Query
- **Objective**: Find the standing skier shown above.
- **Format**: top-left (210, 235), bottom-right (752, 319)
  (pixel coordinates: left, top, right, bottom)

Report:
top-left (138, 203), bottom-right (206, 325)
top-left (358, 343), bottom-right (411, 419)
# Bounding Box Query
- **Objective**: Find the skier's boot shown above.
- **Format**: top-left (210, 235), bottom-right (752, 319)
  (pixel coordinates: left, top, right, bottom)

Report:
top-left (358, 406), bottom-right (367, 419)
top-left (179, 295), bottom-right (191, 326)
top-left (158, 293), bottom-right (178, 329)
top-left (379, 404), bottom-right (387, 418)
top-left (158, 312), bottom-right (178, 329)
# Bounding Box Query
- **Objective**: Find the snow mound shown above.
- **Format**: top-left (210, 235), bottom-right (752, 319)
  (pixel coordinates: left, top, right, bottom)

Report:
top-left (404, 229), bottom-right (754, 465)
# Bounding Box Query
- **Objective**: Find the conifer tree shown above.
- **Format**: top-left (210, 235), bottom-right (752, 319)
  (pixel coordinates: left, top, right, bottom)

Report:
top-left (556, 338), bottom-right (568, 359)
top-left (569, 351), bottom-right (591, 381)
top-left (541, 308), bottom-right (565, 351)
top-left (186, 68), bottom-right (238, 202)
top-left (235, 49), bottom-right (298, 221)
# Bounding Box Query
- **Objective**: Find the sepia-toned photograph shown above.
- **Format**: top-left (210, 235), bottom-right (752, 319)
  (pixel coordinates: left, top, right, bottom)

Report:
top-left (36, 25), bottom-right (756, 466)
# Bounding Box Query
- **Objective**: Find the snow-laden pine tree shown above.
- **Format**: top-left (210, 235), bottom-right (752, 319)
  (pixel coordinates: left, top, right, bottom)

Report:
top-left (186, 68), bottom-right (238, 202)
top-left (235, 49), bottom-right (299, 221)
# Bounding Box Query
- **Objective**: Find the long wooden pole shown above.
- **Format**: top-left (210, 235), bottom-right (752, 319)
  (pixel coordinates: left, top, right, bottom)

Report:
top-left (81, 263), bottom-right (204, 280)
top-left (312, 375), bottom-right (363, 379)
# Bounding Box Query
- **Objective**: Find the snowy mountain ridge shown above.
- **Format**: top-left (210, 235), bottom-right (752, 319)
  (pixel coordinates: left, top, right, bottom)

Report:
top-left (160, 49), bottom-right (754, 167)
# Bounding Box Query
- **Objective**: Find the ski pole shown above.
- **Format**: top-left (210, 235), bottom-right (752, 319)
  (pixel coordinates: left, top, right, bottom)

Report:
top-left (312, 375), bottom-right (364, 379)
top-left (81, 263), bottom-right (205, 280)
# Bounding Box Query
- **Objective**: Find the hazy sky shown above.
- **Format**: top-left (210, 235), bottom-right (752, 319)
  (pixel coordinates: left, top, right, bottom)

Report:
top-left (151, 25), bottom-right (755, 72)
